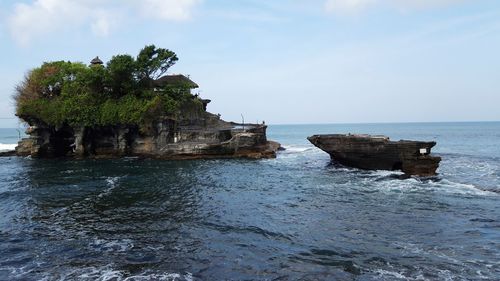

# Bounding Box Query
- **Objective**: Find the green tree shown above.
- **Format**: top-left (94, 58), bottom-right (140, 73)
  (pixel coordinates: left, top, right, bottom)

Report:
top-left (136, 45), bottom-right (178, 82)
top-left (14, 45), bottom-right (200, 129)
top-left (33, 61), bottom-right (87, 98)
top-left (83, 65), bottom-right (108, 96)
top-left (106, 54), bottom-right (137, 97)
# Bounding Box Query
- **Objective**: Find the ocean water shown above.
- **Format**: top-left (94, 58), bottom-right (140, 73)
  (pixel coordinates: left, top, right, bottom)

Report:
top-left (0, 122), bottom-right (499, 280)
top-left (0, 128), bottom-right (24, 152)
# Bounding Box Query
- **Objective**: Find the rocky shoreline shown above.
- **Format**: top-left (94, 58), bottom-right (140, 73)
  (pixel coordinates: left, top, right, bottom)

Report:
top-left (0, 150), bottom-right (16, 157)
top-left (10, 113), bottom-right (280, 160)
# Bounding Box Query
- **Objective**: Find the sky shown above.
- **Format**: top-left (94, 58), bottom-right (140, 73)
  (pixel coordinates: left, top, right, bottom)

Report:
top-left (0, 0), bottom-right (499, 127)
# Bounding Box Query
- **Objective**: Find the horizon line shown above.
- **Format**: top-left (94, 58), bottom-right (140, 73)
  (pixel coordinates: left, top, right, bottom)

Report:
top-left (268, 120), bottom-right (500, 126)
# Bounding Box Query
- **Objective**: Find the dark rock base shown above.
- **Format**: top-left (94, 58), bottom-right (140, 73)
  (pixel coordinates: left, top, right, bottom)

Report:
top-left (14, 115), bottom-right (280, 160)
top-left (0, 150), bottom-right (16, 157)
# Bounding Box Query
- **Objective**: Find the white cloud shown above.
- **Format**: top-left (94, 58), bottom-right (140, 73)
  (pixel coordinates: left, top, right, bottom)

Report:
top-left (7, 0), bottom-right (202, 45)
top-left (325, 0), bottom-right (376, 14)
top-left (325, 0), bottom-right (466, 15)
top-left (91, 15), bottom-right (113, 37)
top-left (138, 0), bottom-right (201, 21)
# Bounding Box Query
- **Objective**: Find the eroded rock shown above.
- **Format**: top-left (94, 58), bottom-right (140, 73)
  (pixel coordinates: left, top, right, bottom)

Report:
top-left (308, 134), bottom-right (441, 176)
top-left (14, 114), bottom-right (280, 160)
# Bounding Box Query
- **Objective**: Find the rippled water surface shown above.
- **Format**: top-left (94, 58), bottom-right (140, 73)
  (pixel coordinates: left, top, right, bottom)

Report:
top-left (0, 123), bottom-right (499, 280)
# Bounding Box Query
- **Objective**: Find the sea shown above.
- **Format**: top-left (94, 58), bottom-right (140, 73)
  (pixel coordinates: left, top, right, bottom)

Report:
top-left (0, 123), bottom-right (499, 281)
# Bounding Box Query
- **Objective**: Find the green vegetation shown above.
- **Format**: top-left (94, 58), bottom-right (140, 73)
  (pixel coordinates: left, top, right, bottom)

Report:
top-left (14, 45), bottom-right (203, 130)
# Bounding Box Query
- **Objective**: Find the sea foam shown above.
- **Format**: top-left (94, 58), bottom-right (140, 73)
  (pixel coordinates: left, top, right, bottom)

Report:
top-left (0, 143), bottom-right (16, 152)
top-left (48, 266), bottom-right (193, 281)
top-left (281, 145), bottom-right (313, 153)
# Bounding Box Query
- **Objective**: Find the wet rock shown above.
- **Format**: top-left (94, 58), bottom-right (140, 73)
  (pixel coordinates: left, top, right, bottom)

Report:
top-left (16, 115), bottom-right (280, 160)
top-left (0, 150), bottom-right (16, 157)
top-left (308, 134), bottom-right (441, 176)
top-left (15, 138), bottom-right (34, 156)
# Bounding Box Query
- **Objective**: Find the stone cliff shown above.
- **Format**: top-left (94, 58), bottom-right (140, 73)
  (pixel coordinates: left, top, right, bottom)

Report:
top-left (15, 112), bottom-right (280, 159)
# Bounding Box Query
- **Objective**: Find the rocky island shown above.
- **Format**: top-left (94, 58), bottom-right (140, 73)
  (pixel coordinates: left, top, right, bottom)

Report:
top-left (308, 134), bottom-right (441, 176)
top-left (11, 45), bottom-right (279, 159)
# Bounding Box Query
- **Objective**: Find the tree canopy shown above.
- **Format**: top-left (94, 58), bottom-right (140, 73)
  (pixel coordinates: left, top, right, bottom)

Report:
top-left (136, 45), bottom-right (178, 81)
top-left (14, 45), bottom-right (203, 131)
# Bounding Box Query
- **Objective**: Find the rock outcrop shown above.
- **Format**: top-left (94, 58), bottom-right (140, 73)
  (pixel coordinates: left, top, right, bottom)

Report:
top-left (308, 134), bottom-right (441, 176)
top-left (0, 150), bottom-right (16, 157)
top-left (15, 113), bottom-right (280, 160)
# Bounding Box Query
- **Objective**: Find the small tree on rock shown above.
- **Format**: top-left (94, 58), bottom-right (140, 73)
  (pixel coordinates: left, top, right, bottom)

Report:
top-left (106, 54), bottom-right (137, 97)
top-left (136, 45), bottom-right (178, 83)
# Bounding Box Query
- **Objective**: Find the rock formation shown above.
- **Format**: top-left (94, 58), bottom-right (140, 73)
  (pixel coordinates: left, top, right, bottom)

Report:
top-left (9, 46), bottom-right (280, 160)
top-left (15, 113), bottom-right (280, 159)
top-left (308, 134), bottom-right (441, 176)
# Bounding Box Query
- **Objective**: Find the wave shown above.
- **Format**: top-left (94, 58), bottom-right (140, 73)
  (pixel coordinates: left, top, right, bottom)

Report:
top-left (369, 175), bottom-right (499, 196)
top-left (90, 238), bottom-right (134, 253)
top-left (37, 266), bottom-right (194, 281)
top-left (427, 179), bottom-right (499, 196)
top-left (50, 176), bottom-right (126, 217)
top-left (105, 176), bottom-right (121, 187)
top-left (1, 262), bottom-right (195, 281)
top-left (371, 269), bottom-right (408, 279)
top-left (0, 143), bottom-right (17, 152)
top-left (328, 166), bottom-right (499, 197)
top-left (96, 176), bottom-right (123, 199)
top-left (281, 145), bottom-right (314, 153)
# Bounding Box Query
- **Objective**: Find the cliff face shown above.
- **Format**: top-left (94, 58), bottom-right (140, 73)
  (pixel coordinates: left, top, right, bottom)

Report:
top-left (16, 113), bottom-right (280, 159)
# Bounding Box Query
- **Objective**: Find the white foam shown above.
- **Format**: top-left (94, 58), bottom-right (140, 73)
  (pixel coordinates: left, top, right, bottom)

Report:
top-left (52, 266), bottom-right (193, 281)
top-left (0, 143), bottom-right (16, 152)
top-left (90, 238), bottom-right (134, 252)
top-left (281, 145), bottom-right (314, 153)
top-left (369, 169), bottom-right (404, 177)
top-left (0, 265), bottom-right (32, 279)
top-left (97, 177), bottom-right (122, 199)
top-left (372, 269), bottom-right (407, 279)
top-left (353, 171), bottom-right (499, 197)
top-left (428, 179), bottom-right (498, 196)
top-left (394, 242), bottom-right (425, 256)
top-left (51, 207), bottom-right (69, 217)
top-left (106, 176), bottom-right (121, 187)
top-left (393, 242), bottom-right (463, 265)
top-left (436, 269), bottom-right (456, 281)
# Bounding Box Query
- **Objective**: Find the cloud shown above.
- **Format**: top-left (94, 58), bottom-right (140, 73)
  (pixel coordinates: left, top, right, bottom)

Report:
top-left (7, 0), bottom-right (112, 45)
top-left (7, 0), bottom-right (202, 45)
top-left (90, 12), bottom-right (115, 37)
top-left (325, 0), bottom-right (376, 14)
top-left (325, 0), bottom-right (466, 15)
top-left (138, 0), bottom-right (201, 21)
